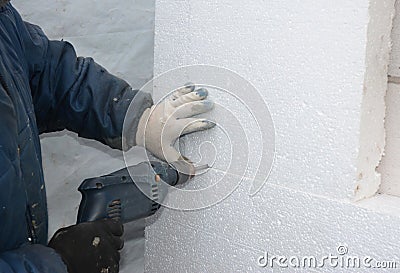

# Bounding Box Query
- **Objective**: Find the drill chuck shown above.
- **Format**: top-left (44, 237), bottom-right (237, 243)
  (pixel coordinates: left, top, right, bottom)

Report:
top-left (168, 160), bottom-right (195, 185)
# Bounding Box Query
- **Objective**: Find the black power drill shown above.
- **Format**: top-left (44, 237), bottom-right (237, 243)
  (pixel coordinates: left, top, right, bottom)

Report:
top-left (76, 161), bottom-right (206, 224)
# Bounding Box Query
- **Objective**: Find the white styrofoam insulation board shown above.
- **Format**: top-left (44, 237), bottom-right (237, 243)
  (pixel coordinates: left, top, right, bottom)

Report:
top-left (145, 0), bottom-right (400, 272)
top-left (11, 1), bottom-right (155, 272)
top-left (152, 0), bottom-right (375, 200)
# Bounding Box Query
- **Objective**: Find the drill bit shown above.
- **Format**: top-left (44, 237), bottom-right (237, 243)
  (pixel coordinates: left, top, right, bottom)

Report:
top-left (194, 164), bottom-right (211, 174)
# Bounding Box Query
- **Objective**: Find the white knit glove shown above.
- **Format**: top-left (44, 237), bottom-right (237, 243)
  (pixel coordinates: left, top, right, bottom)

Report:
top-left (136, 84), bottom-right (215, 162)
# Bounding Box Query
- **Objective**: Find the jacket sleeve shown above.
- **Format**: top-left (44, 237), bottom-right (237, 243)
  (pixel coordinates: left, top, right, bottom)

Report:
top-left (0, 82), bottom-right (67, 273)
top-left (21, 17), bottom-right (153, 149)
top-left (0, 245), bottom-right (67, 273)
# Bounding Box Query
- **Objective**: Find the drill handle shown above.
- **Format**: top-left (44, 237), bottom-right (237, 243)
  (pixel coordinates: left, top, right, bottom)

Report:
top-left (76, 160), bottom-right (194, 224)
top-left (76, 162), bottom-right (162, 224)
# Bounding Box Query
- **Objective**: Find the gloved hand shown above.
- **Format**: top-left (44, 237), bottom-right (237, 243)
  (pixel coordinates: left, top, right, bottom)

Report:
top-left (48, 219), bottom-right (124, 273)
top-left (136, 83), bottom-right (216, 162)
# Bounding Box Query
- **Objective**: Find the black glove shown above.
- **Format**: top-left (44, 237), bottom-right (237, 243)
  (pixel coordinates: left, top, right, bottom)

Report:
top-left (48, 219), bottom-right (124, 273)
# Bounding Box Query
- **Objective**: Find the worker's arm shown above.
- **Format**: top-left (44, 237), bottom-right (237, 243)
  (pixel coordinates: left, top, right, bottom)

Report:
top-left (0, 245), bottom-right (67, 273)
top-left (0, 83), bottom-right (67, 273)
top-left (17, 9), bottom-right (215, 159)
top-left (13, 3), bottom-right (215, 160)
top-left (18, 11), bottom-right (152, 149)
top-left (0, 77), bottom-right (121, 273)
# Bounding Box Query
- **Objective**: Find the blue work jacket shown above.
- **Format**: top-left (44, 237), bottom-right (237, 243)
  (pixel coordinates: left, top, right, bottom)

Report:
top-left (0, 3), bottom-right (152, 272)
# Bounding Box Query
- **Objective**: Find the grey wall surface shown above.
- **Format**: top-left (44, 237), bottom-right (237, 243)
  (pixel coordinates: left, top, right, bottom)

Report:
top-left (379, 0), bottom-right (400, 196)
top-left (13, 0), bottom-right (155, 89)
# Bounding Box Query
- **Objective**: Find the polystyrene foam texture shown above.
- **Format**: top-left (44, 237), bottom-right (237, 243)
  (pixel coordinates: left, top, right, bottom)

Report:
top-left (145, 0), bottom-right (400, 272)
top-left (153, 0), bottom-right (370, 200)
top-left (146, 178), bottom-right (400, 272)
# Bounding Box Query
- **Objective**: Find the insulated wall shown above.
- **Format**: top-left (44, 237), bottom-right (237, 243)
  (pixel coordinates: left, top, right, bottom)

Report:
top-left (145, 0), bottom-right (400, 272)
